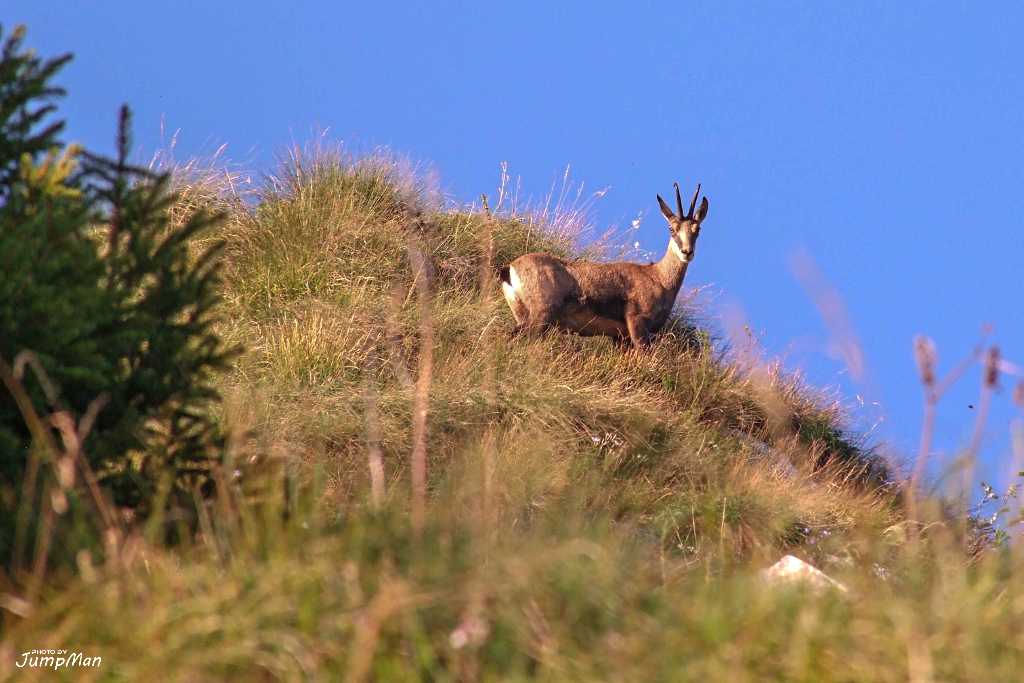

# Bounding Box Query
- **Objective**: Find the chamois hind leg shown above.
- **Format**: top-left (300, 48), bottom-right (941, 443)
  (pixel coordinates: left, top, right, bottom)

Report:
top-left (508, 295), bottom-right (561, 338)
top-left (503, 280), bottom-right (551, 337)
top-left (519, 304), bottom-right (560, 337)
top-left (504, 292), bottom-right (542, 337)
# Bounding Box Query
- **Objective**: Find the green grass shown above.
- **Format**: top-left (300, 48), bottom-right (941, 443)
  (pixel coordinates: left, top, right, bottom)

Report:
top-left (5, 142), bottom-right (1023, 680)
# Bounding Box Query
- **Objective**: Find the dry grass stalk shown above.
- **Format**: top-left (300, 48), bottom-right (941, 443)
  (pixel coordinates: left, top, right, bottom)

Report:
top-left (363, 354), bottom-right (387, 509)
top-left (403, 205), bottom-right (435, 543)
top-left (907, 337), bottom-right (987, 528)
top-left (1008, 419), bottom-right (1024, 522)
top-left (0, 353), bottom-right (122, 620)
top-left (962, 346), bottom-right (1000, 506)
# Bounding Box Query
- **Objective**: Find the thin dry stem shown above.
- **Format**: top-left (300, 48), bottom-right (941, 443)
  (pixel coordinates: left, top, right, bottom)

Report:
top-left (363, 355), bottom-right (386, 509)
top-left (404, 206), bottom-right (434, 544)
top-left (25, 492), bottom-right (55, 605)
top-left (963, 347), bottom-right (999, 506)
top-left (387, 283), bottom-right (416, 395)
top-left (1008, 419), bottom-right (1024, 522)
top-left (909, 338), bottom-right (984, 508)
top-left (1, 355), bottom-right (57, 581)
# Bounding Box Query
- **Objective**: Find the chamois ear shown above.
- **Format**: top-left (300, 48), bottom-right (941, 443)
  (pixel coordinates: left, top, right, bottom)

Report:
top-left (694, 197), bottom-right (708, 223)
top-left (657, 194), bottom-right (676, 220)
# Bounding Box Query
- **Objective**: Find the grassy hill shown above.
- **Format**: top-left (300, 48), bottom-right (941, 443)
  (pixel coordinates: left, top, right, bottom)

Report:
top-left (4, 143), bottom-right (1023, 680)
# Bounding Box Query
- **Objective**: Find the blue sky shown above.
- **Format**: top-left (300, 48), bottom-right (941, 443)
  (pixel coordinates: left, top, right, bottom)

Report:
top-left (8, 2), bottom-right (1023, 499)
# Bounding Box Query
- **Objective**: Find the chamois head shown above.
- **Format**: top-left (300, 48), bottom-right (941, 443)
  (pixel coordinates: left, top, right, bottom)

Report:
top-left (657, 183), bottom-right (708, 264)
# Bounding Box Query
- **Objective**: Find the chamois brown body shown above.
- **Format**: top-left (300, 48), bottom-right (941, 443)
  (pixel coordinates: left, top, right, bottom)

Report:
top-left (500, 183), bottom-right (708, 348)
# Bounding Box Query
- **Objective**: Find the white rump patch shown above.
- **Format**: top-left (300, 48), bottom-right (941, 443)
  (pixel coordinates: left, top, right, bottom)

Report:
top-left (502, 265), bottom-right (521, 304)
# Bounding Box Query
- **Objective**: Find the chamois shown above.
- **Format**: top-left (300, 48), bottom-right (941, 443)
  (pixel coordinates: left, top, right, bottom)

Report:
top-left (500, 183), bottom-right (708, 349)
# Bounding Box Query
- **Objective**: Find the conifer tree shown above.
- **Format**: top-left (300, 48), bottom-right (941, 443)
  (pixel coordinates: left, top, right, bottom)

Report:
top-left (0, 25), bottom-right (234, 562)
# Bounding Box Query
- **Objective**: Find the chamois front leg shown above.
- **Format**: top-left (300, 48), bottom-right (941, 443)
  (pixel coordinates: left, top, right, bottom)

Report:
top-left (625, 312), bottom-right (652, 350)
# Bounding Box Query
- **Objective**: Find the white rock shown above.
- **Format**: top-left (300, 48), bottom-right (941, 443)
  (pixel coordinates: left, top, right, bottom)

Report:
top-left (761, 555), bottom-right (848, 594)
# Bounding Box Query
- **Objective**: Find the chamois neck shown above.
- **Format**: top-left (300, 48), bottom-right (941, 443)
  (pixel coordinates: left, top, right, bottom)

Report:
top-left (654, 238), bottom-right (690, 292)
